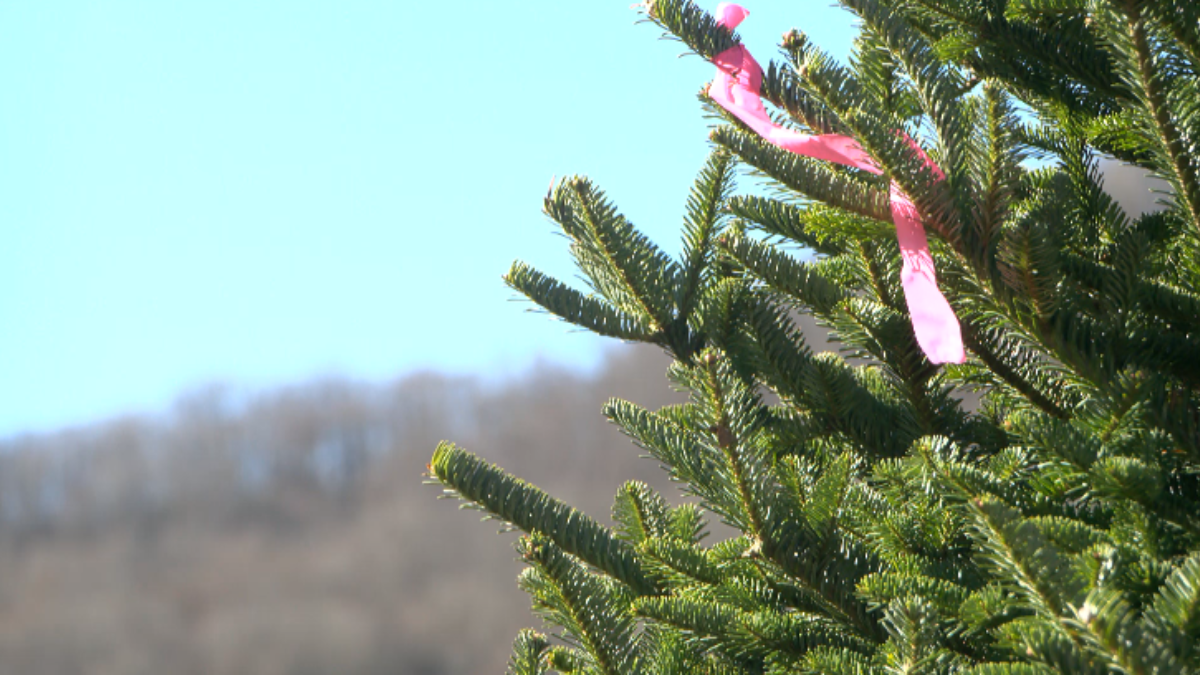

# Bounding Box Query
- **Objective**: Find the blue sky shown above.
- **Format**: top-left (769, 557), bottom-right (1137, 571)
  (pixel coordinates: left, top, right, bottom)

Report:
top-left (0, 1), bottom-right (857, 436)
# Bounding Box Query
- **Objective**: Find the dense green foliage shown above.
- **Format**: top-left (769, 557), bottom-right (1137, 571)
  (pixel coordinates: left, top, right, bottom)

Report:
top-left (428, 0), bottom-right (1200, 673)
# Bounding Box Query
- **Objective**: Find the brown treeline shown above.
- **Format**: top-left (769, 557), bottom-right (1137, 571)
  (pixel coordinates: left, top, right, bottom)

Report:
top-left (0, 346), bottom-right (683, 675)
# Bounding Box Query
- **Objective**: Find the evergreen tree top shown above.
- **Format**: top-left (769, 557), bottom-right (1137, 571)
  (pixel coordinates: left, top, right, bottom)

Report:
top-left (430, 1), bottom-right (1200, 673)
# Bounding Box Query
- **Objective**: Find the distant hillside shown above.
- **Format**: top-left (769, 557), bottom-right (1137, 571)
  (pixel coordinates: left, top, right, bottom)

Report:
top-left (0, 346), bottom-right (684, 675)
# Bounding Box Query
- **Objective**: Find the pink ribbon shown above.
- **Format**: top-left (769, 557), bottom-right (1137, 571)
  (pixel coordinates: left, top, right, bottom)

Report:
top-left (710, 3), bottom-right (965, 364)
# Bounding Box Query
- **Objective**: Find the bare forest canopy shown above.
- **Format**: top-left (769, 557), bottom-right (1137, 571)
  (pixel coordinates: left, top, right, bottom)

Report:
top-left (0, 345), bottom-right (695, 675)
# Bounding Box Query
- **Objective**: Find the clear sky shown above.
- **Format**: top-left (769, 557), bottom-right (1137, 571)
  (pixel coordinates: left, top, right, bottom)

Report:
top-left (0, 1), bottom-right (857, 437)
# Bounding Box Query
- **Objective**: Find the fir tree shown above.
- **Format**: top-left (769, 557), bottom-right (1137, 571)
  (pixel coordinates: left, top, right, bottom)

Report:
top-left (427, 1), bottom-right (1200, 673)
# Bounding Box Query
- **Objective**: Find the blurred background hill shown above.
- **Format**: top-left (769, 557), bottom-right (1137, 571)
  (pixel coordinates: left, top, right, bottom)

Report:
top-left (0, 346), bottom-right (684, 675)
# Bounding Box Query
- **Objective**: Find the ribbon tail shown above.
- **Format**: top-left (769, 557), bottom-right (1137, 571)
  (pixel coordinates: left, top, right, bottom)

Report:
top-left (891, 185), bottom-right (965, 364)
